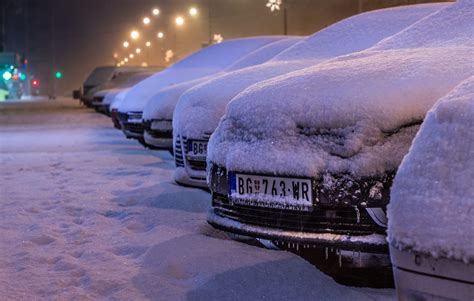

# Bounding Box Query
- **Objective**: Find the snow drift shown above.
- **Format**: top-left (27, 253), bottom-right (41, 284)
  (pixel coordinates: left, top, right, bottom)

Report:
top-left (388, 76), bottom-right (474, 264)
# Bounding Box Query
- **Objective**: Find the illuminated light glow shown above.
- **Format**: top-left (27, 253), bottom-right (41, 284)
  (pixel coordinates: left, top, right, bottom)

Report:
top-left (130, 30), bottom-right (140, 40)
top-left (266, 0), bottom-right (282, 12)
top-left (143, 17), bottom-right (151, 25)
top-left (129, 54), bottom-right (134, 58)
top-left (152, 8), bottom-right (160, 16)
top-left (55, 71), bottom-right (63, 79)
top-left (19, 73), bottom-right (27, 81)
top-left (124, 58), bottom-right (129, 62)
top-left (213, 34), bottom-right (224, 44)
top-left (189, 7), bottom-right (198, 16)
top-left (141, 62), bottom-right (148, 67)
top-left (123, 41), bottom-right (129, 48)
top-left (2, 71), bottom-right (12, 81)
top-left (113, 53), bottom-right (118, 58)
top-left (12, 74), bottom-right (19, 81)
top-left (157, 32), bottom-right (164, 39)
top-left (136, 48), bottom-right (141, 54)
top-left (175, 16), bottom-right (184, 26)
top-left (31, 79), bottom-right (39, 87)
top-left (146, 41), bottom-right (151, 47)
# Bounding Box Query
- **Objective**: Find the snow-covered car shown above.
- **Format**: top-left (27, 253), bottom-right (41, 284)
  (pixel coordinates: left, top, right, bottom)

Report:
top-left (206, 1), bottom-right (473, 255)
top-left (172, 3), bottom-right (448, 188)
top-left (82, 66), bottom-right (158, 107)
top-left (142, 37), bottom-right (302, 152)
top-left (91, 71), bottom-right (157, 115)
top-left (388, 76), bottom-right (474, 300)
top-left (110, 89), bottom-right (130, 130)
top-left (116, 36), bottom-right (288, 141)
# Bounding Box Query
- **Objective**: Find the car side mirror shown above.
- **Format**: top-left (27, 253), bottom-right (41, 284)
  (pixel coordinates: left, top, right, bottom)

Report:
top-left (73, 89), bottom-right (81, 99)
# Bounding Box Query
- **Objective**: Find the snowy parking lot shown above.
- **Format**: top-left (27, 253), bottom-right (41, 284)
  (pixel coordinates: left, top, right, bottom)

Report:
top-left (0, 98), bottom-right (395, 300)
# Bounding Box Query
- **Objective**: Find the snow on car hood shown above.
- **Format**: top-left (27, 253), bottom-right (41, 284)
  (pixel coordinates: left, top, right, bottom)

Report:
top-left (388, 76), bottom-right (474, 264)
top-left (208, 1), bottom-right (473, 178)
top-left (173, 3), bottom-right (449, 139)
top-left (142, 37), bottom-right (302, 122)
top-left (117, 36), bottom-right (285, 113)
top-left (110, 89), bottom-right (130, 111)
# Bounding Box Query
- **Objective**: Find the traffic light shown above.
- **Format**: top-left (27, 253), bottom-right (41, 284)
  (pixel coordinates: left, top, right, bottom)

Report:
top-left (19, 73), bottom-right (27, 81)
top-left (2, 71), bottom-right (12, 81)
top-left (31, 79), bottom-right (40, 87)
top-left (12, 74), bottom-right (19, 81)
top-left (55, 71), bottom-right (62, 79)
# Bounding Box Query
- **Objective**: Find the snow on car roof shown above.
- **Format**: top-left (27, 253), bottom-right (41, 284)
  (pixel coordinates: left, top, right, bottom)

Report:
top-left (93, 72), bottom-right (155, 98)
top-left (207, 1), bottom-right (473, 178)
top-left (173, 3), bottom-right (448, 139)
top-left (117, 36), bottom-right (285, 113)
top-left (142, 37), bottom-right (303, 121)
top-left (388, 76), bottom-right (474, 264)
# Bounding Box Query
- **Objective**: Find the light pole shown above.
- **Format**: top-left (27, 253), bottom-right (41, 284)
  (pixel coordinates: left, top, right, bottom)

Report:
top-left (266, 0), bottom-right (288, 35)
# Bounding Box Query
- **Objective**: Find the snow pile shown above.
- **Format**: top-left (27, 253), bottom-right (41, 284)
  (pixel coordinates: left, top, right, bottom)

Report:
top-left (388, 76), bottom-right (474, 264)
top-left (142, 37), bottom-right (302, 121)
top-left (208, 1), bottom-right (473, 179)
top-left (173, 3), bottom-right (448, 139)
top-left (118, 37), bottom-right (285, 113)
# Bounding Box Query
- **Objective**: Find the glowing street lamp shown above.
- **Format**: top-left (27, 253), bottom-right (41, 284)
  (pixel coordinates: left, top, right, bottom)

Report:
top-left (175, 16), bottom-right (184, 26)
top-left (113, 53), bottom-right (118, 59)
top-left (124, 58), bottom-right (129, 62)
top-left (123, 41), bottom-right (129, 48)
top-left (129, 54), bottom-right (134, 59)
top-left (157, 32), bottom-right (164, 39)
top-left (189, 7), bottom-right (198, 16)
top-left (130, 30), bottom-right (140, 40)
top-left (266, 0), bottom-right (282, 11)
top-left (136, 48), bottom-right (141, 54)
top-left (146, 41), bottom-right (151, 47)
top-left (152, 8), bottom-right (160, 16)
top-left (143, 17), bottom-right (151, 25)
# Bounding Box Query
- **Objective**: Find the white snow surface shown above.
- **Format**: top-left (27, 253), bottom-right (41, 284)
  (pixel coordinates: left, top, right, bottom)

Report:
top-left (208, 1), bottom-right (474, 178)
top-left (142, 37), bottom-right (303, 121)
top-left (388, 76), bottom-right (474, 264)
top-left (109, 88), bottom-right (130, 111)
top-left (118, 36), bottom-right (285, 113)
top-left (0, 99), bottom-right (395, 300)
top-left (173, 3), bottom-right (448, 139)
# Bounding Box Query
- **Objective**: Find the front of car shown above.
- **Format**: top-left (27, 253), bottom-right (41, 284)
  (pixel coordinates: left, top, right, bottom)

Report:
top-left (172, 3), bottom-right (448, 189)
top-left (388, 76), bottom-right (474, 300)
top-left (206, 33), bottom-right (473, 256)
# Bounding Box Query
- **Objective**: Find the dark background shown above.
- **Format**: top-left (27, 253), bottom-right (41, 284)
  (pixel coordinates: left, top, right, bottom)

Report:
top-left (1, 0), bottom-right (448, 96)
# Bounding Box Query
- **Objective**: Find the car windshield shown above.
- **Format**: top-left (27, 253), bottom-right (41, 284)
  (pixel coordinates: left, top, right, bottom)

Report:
top-left (84, 67), bottom-right (115, 86)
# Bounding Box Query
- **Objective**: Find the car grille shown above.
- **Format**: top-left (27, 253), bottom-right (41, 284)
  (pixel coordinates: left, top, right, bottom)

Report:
top-left (212, 194), bottom-right (385, 236)
top-left (117, 112), bottom-right (144, 134)
top-left (174, 135), bottom-right (184, 167)
top-left (183, 135), bottom-right (210, 171)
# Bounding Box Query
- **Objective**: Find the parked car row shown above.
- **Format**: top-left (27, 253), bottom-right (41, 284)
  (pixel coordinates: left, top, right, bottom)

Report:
top-left (78, 1), bottom-right (473, 299)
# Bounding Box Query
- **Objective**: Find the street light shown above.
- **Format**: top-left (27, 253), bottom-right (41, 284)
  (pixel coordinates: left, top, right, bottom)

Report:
top-left (129, 54), bottom-right (134, 58)
top-left (146, 41), bottom-right (151, 47)
top-left (136, 48), bottom-right (141, 54)
top-left (189, 7), bottom-right (198, 16)
top-left (124, 58), bottom-right (129, 62)
top-left (157, 32), bottom-right (164, 39)
top-left (175, 16), bottom-right (185, 26)
top-left (123, 41), bottom-right (129, 48)
top-left (113, 53), bottom-right (118, 59)
top-left (152, 8), bottom-right (160, 16)
top-left (130, 30), bottom-right (140, 40)
top-left (143, 17), bottom-right (151, 25)
top-left (266, 0), bottom-right (282, 11)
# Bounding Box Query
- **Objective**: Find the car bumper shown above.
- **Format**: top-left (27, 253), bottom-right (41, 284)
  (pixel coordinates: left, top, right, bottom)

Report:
top-left (118, 112), bottom-right (144, 140)
top-left (208, 210), bottom-right (387, 252)
top-left (144, 131), bottom-right (173, 150)
top-left (390, 245), bottom-right (474, 300)
top-left (174, 167), bottom-right (209, 189)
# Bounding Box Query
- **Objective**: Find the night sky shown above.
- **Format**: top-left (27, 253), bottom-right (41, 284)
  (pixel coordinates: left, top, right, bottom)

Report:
top-left (2, 0), bottom-right (445, 95)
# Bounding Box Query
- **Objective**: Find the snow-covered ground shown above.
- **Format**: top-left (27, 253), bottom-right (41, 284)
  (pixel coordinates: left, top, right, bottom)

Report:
top-left (0, 98), bottom-right (395, 300)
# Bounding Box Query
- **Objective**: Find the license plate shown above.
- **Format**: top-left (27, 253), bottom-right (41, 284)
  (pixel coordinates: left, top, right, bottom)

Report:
top-left (187, 140), bottom-right (207, 158)
top-left (230, 173), bottom-right (313, 211)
